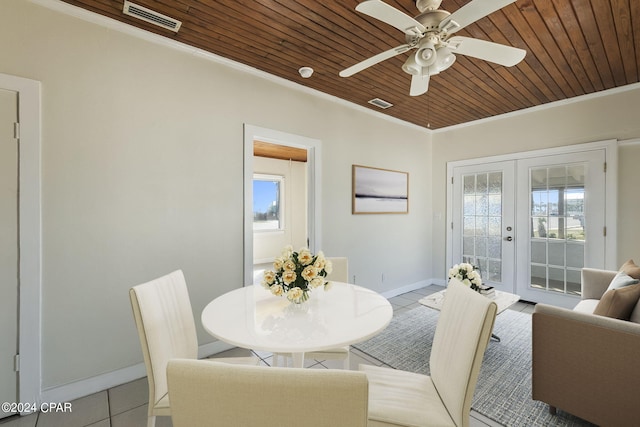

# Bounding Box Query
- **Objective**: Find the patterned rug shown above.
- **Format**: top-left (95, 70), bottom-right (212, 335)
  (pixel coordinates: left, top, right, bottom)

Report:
top-left (352, 307), bottom-right (595, 427)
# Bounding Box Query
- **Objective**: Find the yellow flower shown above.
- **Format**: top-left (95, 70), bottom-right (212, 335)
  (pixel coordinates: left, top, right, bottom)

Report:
top-left (297, 248), bottom-right (314, 266)
top-left (271, 284), bottom-right (284, 296)
top-left (313, 252), bottom-right (326, 270)
top-left (263, 270), bottom-right (276, 285)
top-left (273, 257), bottom-right (285, 272)
top-left (301, 266), bottom-right (318, 281)
top-left (283, 259), bottom-right (296, 272)
top-left (287, 287), bottom-right (303, 302)
top-left (310, 277), bottom-right (324, 288)
top-left (282, 270), bottom-right (297, 285)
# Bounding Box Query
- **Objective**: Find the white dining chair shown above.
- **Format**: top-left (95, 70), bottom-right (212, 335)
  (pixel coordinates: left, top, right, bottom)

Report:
top-left (129, 270), bottom-right (258, 427)
top-left (359, 278), bottom-right (497, 427)
top-left (273, 257), bottom-right (351, 369)
top-left (167, 358), bottom-right (369, 427)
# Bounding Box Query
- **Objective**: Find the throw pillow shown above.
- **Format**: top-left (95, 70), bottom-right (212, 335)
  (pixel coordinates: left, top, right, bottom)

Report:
top-left (593, 284), bottom-right (640, 320)
top-left (607, 271), bottom-right (640, 290)
top-left (620, 259), bottom-right (640, 280)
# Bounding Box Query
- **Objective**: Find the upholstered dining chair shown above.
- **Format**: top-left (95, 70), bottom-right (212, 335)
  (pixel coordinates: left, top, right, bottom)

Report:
top-left (167, 358), bottom-right (369, 427)
top-left (129, 270), bottom-right (258, 427)
top-left (273, 257), bottom-right (351, 369)
top-left (359, 278), bottom-right (497, 427)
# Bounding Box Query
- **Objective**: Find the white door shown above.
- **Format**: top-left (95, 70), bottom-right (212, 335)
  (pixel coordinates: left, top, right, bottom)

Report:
top-left (515, 150), bottom-right (606, 307)
top-left (452, 161), bottom-right (516, 293)
top-left (450, 148), bottom-right (607, 307)
top-left (0, 88), bottom-right (18, 418)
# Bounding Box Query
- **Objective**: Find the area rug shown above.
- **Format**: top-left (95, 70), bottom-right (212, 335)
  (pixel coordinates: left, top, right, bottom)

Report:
top-left (352, 307), bottom-right (595, 427)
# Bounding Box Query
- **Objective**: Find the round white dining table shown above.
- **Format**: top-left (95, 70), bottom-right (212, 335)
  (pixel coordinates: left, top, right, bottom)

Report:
top-left (201, 282), bottom-right (393, 368)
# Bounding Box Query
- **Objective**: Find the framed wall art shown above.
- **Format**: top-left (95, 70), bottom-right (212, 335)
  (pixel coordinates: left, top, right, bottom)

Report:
top-left (352, 165), bottom-right (409, 214)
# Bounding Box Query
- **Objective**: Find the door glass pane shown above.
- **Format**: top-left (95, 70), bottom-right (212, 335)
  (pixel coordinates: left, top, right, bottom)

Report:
top-left (529, 165), bottom-right (585, 295)
top-left (461, 172), bottom-right (502, 283)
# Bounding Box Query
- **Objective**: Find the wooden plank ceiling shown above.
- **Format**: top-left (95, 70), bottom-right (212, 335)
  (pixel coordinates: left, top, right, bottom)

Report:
top-left (254, 140), bottom-right (308, 162)
top-left (60, 0), bottom-right (640, 130)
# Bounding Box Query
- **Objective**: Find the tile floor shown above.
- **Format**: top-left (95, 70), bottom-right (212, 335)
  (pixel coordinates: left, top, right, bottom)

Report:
top-left (0, 285), bottom-right (535, 427)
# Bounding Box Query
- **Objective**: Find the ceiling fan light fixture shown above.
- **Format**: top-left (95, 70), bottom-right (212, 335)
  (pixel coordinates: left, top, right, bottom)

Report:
top-left (435, 46), bottom-right (456, 72)
top-left (415, 40), bottom-right (437, 67)
top-left (402, 55), bottom-right (421, 75)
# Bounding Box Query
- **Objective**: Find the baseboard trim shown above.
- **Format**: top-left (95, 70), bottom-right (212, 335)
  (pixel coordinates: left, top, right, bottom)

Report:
top-left (40, 341), bottom-right (235, 404)
top-left (380, 278), bottom-right (444, 299)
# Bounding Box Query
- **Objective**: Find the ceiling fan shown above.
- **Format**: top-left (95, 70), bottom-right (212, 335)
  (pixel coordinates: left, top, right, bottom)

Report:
top-left (340, 0), bottom-right (526, 96)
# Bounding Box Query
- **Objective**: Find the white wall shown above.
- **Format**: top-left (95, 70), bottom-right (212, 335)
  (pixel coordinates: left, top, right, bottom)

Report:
top-left (253, 156), bottom-right (307, 262)
top-left (1, 0), bottom-right (431, 393)
top-left (431, 87), bottom-right (640, 281)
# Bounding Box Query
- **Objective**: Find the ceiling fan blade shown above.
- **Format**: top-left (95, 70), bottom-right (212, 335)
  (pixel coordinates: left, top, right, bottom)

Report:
top-left (439, 0), bottom-right (516, 34)
top-left (410, 73), bottom-right (430, 96)
top-left (448, 36), bottom-right (526, 66)
top-left (356, 0), bottom-right (426, 36)
top-left (340, 44), bottom-right (411, 77)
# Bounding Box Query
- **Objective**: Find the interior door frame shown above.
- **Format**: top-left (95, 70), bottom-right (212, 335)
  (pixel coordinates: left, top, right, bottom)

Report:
top-left (0, 73), bottom-right (42, 408)
top-left (446, 140), bottom-right (617, 296)
top-left (243, 124), bottom-right (322, 287)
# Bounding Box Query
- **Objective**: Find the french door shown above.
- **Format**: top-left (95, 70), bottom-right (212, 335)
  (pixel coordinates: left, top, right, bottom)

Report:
top-left (451, 161), bottom-right (515, 294)
top-left (450, 146), bottom-right (609, 307)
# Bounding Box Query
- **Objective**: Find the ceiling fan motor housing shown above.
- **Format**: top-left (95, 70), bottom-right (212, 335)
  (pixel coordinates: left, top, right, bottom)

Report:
top-left (416, 0), bottom-right (443, 12)
top-left (405, 10), bottom-right (451, 44)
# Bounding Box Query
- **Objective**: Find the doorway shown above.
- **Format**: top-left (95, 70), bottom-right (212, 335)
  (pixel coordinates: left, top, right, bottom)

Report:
top-left (0, 73), bottom-right (41, 411)
top-left (0, 87), bottom-right (18, 420)
top-left (448, 141), bottom-right (615, 307)
top-left (243, 125), bottom-right (322, 287)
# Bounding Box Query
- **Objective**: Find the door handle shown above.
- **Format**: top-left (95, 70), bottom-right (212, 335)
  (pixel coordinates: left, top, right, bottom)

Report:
top-left (505, 236), bottom-right (513, 241)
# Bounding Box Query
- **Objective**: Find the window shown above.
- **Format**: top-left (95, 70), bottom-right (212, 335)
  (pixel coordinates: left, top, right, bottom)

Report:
top-left (253, 174), bottom-right (283, 231)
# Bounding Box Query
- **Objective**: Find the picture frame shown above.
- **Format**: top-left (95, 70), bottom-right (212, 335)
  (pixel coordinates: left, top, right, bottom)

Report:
top-left (352, 165), bottom-right (409, 214)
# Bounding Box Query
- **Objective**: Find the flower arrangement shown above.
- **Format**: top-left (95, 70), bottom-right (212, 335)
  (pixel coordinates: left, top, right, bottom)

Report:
top-left (448, 263), bottom-right (482, 291)
top-left (262, 245), bottom-right (333, 304)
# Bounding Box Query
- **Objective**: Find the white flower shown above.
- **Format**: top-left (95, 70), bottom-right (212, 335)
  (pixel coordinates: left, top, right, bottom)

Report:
top-left (301, 266), bottom-right (318, 281)
top-left (462, 278), bottom-right (471, 287)
top-left (297, 248), bottom-right (313, 265)
top-left (313, 251), bottom-right (326, 269)
top-left (310, 277), bottom-right (324, 288)
top-left (282, 270), bottom-right (297, 285)
top-left (282, 245), bottom-right (294, 258)
top-left (274, 258), bottom-right (284, 272)
top-left (283, 259), bottom-right (296, 272)
top-left (287, 287), bottom-right (303, 302)
top-left (263, 270), bottom-right (276, 285)
top-left (324, 259), bottom-right (333, 275)
top-left (269, 246), bottom-right (334, 302)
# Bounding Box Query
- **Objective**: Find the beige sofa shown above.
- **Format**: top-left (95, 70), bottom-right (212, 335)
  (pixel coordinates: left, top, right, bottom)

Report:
top-left (532, 268), bottom-right (640, 427)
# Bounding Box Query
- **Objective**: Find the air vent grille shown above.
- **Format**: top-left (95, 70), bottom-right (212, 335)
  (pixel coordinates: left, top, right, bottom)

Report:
top-left (123, 1), bottom-right (182, 32)
top-left (368, 98), bottom-right (393, 109)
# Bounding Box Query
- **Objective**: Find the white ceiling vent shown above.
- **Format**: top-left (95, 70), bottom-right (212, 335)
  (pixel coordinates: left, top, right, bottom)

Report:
top-left (123, 1), bottom-right (182, 32)
top-left (368, 98), bottom-right (393, 109)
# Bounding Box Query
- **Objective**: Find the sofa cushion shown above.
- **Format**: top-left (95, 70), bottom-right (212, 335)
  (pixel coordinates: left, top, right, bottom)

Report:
top-left (620, 259), bottom-right (640, 280)
top-left (607, 271), bottom-right (640, 290)
top-left (574, 299), bottom-right (600, 314)
top-left (593, 284), bottom-right (640, 320)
